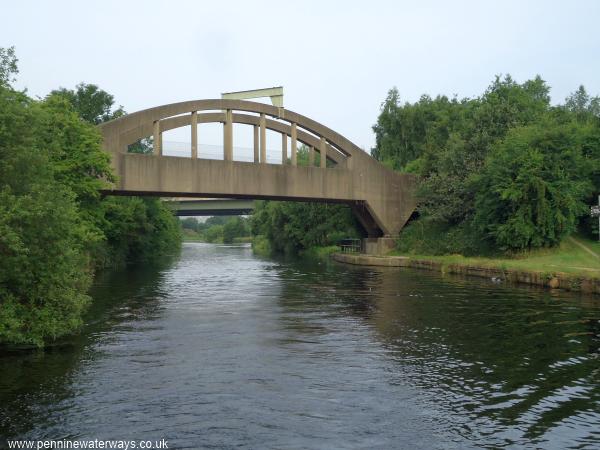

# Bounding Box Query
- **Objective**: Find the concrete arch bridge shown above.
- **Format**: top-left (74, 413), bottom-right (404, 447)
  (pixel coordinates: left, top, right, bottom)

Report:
top-left (98, 99), bottom-right (417, 253)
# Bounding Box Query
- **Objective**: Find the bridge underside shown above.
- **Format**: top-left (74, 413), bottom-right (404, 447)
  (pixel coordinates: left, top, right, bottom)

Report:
top-left (171, 199), bottom-right (254, 217)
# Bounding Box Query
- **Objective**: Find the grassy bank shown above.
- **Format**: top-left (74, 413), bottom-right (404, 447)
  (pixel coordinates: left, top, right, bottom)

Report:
top-left (299, 245), bottom-right (341, 259)
top-left (251, 235), bottom-right (340, 260)
top-left (182, 230), bottom-right (206, 242)
top-left (392, 235), bottom-right (600, 278)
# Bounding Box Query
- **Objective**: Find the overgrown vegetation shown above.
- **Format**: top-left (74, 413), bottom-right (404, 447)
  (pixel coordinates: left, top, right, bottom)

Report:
top-left (372, 76), bottom-right (600, 254)
top-left (0, 47), bottom-right (181, 347)
top-left (251, 199), bottom-right (360, 255)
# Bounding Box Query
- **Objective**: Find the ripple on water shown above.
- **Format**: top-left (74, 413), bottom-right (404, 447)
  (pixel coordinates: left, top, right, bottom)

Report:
top-left (0, 243), bottom-right (599, 449)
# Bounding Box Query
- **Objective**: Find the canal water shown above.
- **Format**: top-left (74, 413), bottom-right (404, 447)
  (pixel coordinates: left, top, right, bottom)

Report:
top-left (1, 243), bottom-right (599, 449)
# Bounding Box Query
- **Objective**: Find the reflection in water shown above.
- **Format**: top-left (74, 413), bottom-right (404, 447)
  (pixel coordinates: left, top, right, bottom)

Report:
top-left (0, 243), bottom-right (599, 449)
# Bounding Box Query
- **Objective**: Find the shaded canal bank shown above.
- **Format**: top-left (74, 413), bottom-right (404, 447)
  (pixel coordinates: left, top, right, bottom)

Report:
top-left (334, 252), bottom-right (600, 295)
top-left (1, 243), bottom-right (599, 449)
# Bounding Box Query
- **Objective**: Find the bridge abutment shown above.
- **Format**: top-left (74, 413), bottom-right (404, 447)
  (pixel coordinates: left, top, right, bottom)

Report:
top-left (363, 237), bottom-right (397, 255)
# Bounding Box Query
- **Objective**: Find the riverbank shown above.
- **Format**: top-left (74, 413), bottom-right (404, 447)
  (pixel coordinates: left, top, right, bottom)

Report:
top-left (333, 237), bottom-right (600, 294)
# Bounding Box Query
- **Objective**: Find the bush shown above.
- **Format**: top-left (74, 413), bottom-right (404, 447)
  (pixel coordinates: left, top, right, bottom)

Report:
top-left (251, 200), bottom-right (360, 255)
top-left (0, 85), bottom-right (93, 346)
top-left (0, 185), bottom-right (92, 346)
top-left (0, 60), bottom-right (182, 346)
top-left (396, 218), bottom-right (494, 256)
top-left (204, 225), bottom-right (224, 243)
top-left (222, 217), bottom-right (249, 244)
top-left (474, 122), bottom-right (590, 250)
top-left (251, 235), bottom-right (272, 256)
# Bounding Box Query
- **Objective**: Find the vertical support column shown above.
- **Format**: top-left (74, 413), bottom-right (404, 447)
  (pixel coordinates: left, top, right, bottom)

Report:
top-left (191, 111), bottom-right (198, 159)
top-left (153, 120), bottom-right (162, 156)
top-left (260, 113), bottom-right (267, 164)
top-left (291, 123), bottom-right (297, 166)
top-left (320, 136), bottom-right (326, 168)
top-left (309, 146), bottom-right (315, 166)
top-left (253, 125), bottom-right (259, 163)
top-left (281, 133), bottom-right (287, 164)
top-left (224, 109), bottom-right (233, 161)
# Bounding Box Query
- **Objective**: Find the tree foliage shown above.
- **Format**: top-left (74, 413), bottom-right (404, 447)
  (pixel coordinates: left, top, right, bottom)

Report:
top-left (372, 75), bottom-right (600, 251)
top-left (0, 50), bottom-right (181, 347)
top-left (474, 122), bottom-right (591, 249)
top-left (0, 83), bottom-right (92, 346)
top-left (181, 216), bottom-right (250, 243)
top-left (0, 46), bottom-right (18, 87)
top-left (223, 217), bottom-right (249, 244)
top-left (251, 201), bottom-right (360, 254)
top-left (49, 83), bottom-right (124, 125)
top-left (48, 82), bottom-right (182, 267)
top-left (180, 217), bottom-right (200, 232)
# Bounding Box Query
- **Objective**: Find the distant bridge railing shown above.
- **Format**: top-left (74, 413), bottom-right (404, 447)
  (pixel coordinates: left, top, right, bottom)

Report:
top-left (338, 238), bottom-right (363, 253)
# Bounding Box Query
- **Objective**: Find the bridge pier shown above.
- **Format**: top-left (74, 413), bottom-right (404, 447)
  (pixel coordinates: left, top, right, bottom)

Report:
top-left (363, 237), bottom-right (397, 255)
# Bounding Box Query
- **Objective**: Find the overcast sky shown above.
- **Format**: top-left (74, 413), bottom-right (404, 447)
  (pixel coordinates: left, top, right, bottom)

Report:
top-left (3, 0), bottom-right (600, 154)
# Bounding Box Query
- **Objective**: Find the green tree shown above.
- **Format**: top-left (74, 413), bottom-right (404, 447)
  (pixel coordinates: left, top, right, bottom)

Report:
top-left (180, 217), bottom-right (200, 232)
top-left (205, 216), bottom-right (228, 226)
top-left (251, 201), bottom-right (360, 254)
top-left (474, 121), bottom-right (591, 249)
top-left (0, 46), bottom-right (18, 87)
top-left (416, 75), bottom-right (552, 223)
top-left (372, 75), bottom-right (600, 254)
top-left (38, 95), bottom-right (115, 208)
top-left (222, 217), bottom-right (249, 243)
top-left (48, 83), bottom-right (151, 153)
top-left (49, 83), bottom-right (124, 125)
top-left (204, 225), bottom-right (224, 243)
top-left (49, 82), bottom-right (181, 267)
top-left (372, 88), bottom-right (466, 171)
top-left (564, 85), bottom-right (600, 120)
top-left (99, 197), bottom-right (181, 264)
top-left (0, 78), bottom-right (93, 346)
top-left (0, 185), bottom-right (92, 347)
top-left (0, 50), bottom-right (181, 347)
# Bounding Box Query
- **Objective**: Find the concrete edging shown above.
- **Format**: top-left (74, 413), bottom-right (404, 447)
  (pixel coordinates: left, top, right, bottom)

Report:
top-left (332, 253), bottom-right (600, 295)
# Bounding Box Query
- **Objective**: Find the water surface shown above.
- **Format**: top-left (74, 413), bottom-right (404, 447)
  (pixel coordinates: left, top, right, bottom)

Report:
top-left (1, 243), bottom-right (599, 449)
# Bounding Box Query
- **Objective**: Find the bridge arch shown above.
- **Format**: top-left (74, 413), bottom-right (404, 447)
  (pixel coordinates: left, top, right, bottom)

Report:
top-left (98, 99), bottom-right (417, 239)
